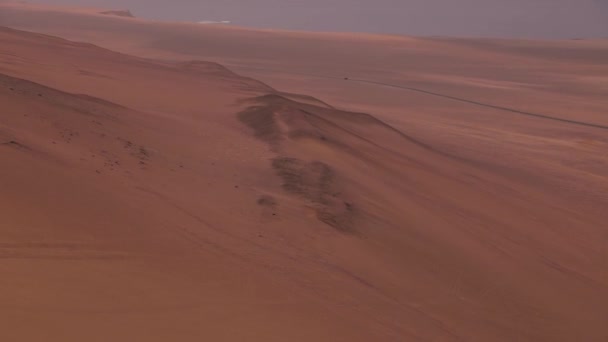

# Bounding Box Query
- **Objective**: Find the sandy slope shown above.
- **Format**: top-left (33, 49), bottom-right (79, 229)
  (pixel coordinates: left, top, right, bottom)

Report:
top-left (2, 3), bottom-right (608, 342)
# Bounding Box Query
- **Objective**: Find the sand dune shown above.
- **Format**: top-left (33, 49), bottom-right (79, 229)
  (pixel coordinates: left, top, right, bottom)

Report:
top-left (2, 3), bottom-right (608, 342)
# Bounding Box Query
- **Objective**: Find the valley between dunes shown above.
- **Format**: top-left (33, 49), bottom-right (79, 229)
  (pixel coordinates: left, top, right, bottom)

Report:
top-left (1, 3), bottom-right (608, 341)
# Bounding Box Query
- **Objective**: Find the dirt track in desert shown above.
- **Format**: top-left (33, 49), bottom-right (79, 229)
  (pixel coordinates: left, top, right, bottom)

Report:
top-left (2, 3), bottom-right (608, 341)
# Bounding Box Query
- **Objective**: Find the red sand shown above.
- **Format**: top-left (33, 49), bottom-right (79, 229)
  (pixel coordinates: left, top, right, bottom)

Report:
top-left (1, 3), bottom-right (608, 341)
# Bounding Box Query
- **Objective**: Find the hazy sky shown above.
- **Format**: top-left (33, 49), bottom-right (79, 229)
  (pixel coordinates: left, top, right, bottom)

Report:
top-left (30, 0), bottom-right (608, 38)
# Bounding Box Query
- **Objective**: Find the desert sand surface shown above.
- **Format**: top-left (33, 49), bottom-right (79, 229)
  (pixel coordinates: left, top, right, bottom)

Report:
top-left (2, 3), bottom-right (608, 342)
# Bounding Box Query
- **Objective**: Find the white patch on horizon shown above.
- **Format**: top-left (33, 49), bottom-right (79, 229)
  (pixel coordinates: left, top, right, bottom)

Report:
top-left (197, 20), bottom-right (231, 25)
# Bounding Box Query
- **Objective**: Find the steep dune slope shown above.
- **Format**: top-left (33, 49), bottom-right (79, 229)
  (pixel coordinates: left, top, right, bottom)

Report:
top-left (0, 26), bottom-right (491, 342)
top-left (236, 91), bottom-right (608, 342)
top-left (2, 5), bottom-right (608, 342)
top-left (1, 28), bottom-right (415, 341)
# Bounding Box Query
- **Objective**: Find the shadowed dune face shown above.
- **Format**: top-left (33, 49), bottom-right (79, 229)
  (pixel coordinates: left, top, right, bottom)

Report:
top-left (2, 4), bottom-right (608, 342)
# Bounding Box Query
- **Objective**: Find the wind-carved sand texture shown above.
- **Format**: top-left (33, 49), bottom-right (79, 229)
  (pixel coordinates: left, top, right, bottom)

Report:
top-left (2, 3), bottom-right (608, 341)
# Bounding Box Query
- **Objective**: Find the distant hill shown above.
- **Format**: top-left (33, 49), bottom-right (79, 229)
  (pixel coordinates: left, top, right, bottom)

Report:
top-left (99, 9), bottom-right (135, 18)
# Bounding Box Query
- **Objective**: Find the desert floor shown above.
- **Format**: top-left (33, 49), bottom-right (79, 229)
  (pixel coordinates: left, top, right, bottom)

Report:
top-left (1, 3), bottom-right (608, 341)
